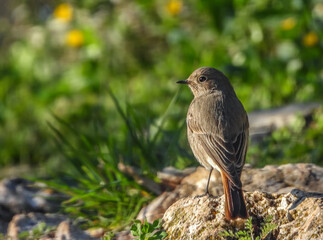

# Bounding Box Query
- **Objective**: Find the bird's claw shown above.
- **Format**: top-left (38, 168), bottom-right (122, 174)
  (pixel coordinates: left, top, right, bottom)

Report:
top-left (194, 192), bottom-right (214, 199)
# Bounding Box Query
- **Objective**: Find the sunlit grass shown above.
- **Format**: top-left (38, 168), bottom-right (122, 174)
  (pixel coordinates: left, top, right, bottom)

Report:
top-left (39, 87), bottom-right (190, 230)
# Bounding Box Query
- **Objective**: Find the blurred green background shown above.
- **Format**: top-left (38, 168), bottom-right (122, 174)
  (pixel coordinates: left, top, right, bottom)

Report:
top-left (1, 0), bottom-right (323, 230)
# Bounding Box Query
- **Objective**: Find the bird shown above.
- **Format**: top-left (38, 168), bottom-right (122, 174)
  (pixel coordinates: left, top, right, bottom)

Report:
top-left (177, 67), bottom-right (249, 220)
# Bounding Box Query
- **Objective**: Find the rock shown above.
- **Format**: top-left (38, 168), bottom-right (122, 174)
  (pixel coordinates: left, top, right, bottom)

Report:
top-left (118, 162), bottom-right (163, 195)
top-left (137, 163), bottom-right (323, 222)
top-left (6, 213), bottom-right (99, 240)
top-left (162, 192), bottom-right (323, 240)
top-left (157, 167), bottom-right (196, 189)
top-left (242, 163), bottom-right (323, 194)
top-left (56, 220), bottom-right (96, 240)
top-left (7, 213), bottom-right (66, 239)
top-left (0, 178), bottom-right (63, 220)
top-left (137, 167), bottom-right (217, 223)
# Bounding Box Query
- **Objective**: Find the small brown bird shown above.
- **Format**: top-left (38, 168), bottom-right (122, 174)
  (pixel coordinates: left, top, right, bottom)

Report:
top-left (177, 67), bottom-right (249, 220)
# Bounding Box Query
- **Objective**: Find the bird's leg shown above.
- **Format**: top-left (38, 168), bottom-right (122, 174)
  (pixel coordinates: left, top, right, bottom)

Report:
top-left (195, 168), bottom-right (214, 198)
top-left (205, 168), bottom-right (213, 195)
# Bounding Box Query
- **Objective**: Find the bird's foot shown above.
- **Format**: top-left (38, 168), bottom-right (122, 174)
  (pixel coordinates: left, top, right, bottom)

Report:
top-left (194, 192), bottom-right (214, 199)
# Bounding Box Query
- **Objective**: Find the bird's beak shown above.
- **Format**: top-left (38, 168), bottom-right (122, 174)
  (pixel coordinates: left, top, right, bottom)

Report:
top-left (176, 80), bottom-right (188, 84)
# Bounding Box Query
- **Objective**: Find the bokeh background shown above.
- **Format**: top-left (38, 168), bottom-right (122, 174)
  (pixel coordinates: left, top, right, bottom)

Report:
top-left (0, 0), bottom-right (323, 230)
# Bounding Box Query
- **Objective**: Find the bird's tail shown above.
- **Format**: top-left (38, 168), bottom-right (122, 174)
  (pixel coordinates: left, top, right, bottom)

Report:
top-left (221, 173), bottom-right (248, 220)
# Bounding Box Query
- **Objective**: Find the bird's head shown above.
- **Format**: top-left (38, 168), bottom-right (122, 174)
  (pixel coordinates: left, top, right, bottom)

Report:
top-left (177, 67), bottom-right (233, 97)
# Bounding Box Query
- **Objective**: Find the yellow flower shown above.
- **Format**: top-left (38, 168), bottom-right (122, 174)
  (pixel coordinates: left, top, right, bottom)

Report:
top-left (54, 3), bottom-right (73, 22)
top-left (66, 30), bottom-right (84, 47)
top-left (166, 0), bottom-right (183, 16)
top-left (281, 17), bottom-right (296, 30)
top-left (303, 32), bottom-right (319, 47)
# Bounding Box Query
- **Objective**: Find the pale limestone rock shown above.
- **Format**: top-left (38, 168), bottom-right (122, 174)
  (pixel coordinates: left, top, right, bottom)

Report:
top-left (162, 192), bottom-right (323, 240)
top-left (138, 164), bottom-right (323, 223)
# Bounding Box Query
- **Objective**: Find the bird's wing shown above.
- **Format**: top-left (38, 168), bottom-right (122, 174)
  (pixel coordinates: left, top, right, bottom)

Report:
top-left (188, 117), bottom-right (248, 188)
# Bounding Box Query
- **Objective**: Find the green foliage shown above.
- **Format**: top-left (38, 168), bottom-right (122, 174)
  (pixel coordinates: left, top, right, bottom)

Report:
top-left (102, 232), bottom-right (115, 240)
top-left (1, 0), bottom-right (323, 170)
top-left (259, 216), bottom-right (278, 239)
top-left (220, 216), bottom-right (277, 240)
top-left (42, 113), bottom-right (151, 230)
top-left (130, 219), bottom-right (167, 240)
top-left (33, 87), bottom-right (187, 230)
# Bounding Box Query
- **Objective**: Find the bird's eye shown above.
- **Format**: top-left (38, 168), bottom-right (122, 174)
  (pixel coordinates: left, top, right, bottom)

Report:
top-left (199, 76), bottom-right (207, 82)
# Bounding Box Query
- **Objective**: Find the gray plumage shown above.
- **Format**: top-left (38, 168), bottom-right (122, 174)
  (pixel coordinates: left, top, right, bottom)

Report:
top-left (178, 67), bottom-right (249, 219)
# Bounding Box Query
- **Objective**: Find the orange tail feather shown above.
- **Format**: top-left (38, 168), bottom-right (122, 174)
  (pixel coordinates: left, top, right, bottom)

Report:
top-left (221, 173), bottom-right (248, 220)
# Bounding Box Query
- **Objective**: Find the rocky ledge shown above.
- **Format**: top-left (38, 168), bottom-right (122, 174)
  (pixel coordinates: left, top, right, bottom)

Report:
top-left (163, 191), bottom-right (323, 240)
top-left (0, 163), bottom-right (322, 239)
top-left (137, 163), bottom-right (323, 223)
top-left (137, 163), bottom-right (323, 240)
